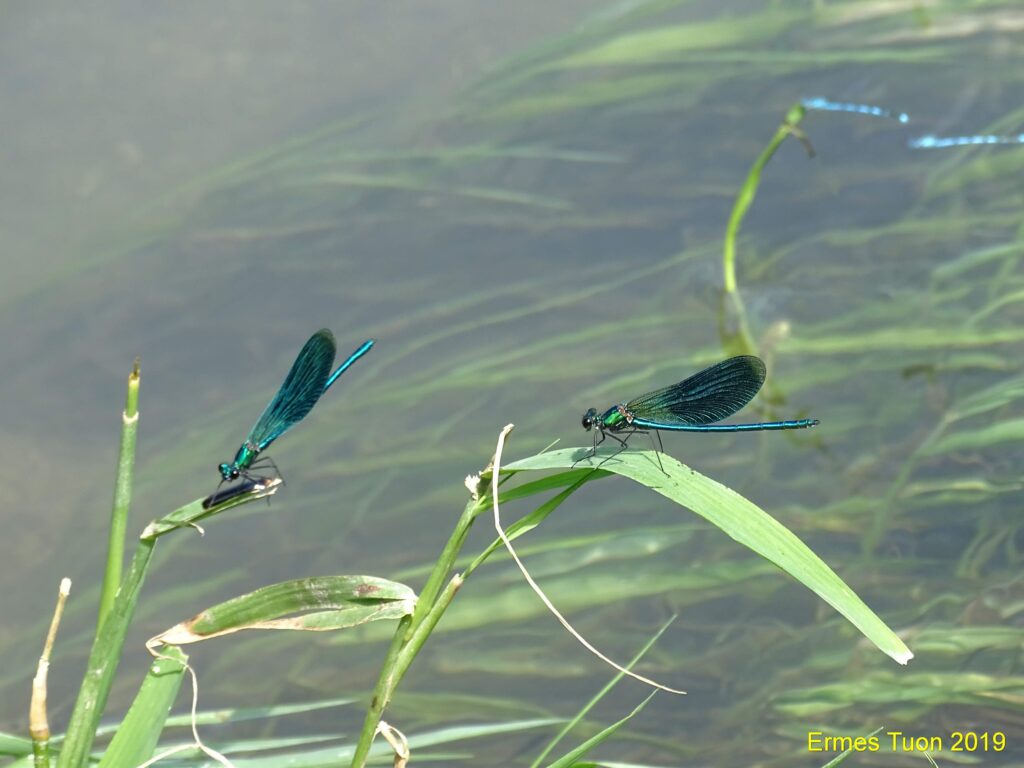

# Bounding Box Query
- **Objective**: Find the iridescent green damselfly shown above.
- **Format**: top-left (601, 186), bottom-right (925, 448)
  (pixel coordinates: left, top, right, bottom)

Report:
top-left (218, 329), bottom-right (373, 484)
top-left (581, 355), bottom-right (817, 467)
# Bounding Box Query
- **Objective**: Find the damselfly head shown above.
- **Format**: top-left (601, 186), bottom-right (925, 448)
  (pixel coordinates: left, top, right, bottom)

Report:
top-left (218, 462), bottom-right (240, 481)
top-left (581, 408), bottom-right (598, 431)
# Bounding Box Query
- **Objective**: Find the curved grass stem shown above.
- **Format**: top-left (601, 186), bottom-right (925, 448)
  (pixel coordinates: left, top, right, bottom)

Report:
top-left (723, 102), bottom-right (811, 295)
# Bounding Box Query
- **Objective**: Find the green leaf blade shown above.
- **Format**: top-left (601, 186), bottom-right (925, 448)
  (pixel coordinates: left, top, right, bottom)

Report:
top-left (503, 448), bottom-right (913, 665)
top-left (154, 575), bottom-right (417, 645)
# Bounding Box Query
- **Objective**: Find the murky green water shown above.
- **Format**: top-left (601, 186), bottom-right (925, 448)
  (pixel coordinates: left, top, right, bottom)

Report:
top-left (2, 2), bottom-right (1023, 766)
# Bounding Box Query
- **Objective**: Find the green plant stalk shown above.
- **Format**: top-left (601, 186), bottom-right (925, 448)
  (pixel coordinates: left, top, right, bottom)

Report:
top-left (32, 738), bottom-right (48, 768)
top-left (349, 495), bottom-right (483, 768)
top-left (722, 102), bottom-right (808, 295)
top-left (353, 467), bottom-right (596, 766)
top-left (98, 359), bottom-right (140, 629)
top-left (351, 468), bottom-right (572, 766)
top-left (716, 287), bottom-right (756, 359)
top-left (351, 468), bottom-right (612, 765)
top-left (411, 497), bottom-right (483, 627)
top-left (390, 573), bottom-right (463, 684)
top-left (350, 575), bottom-right (463, 767)
top-left (357, 615), bottom-right (410, 745)
top-left (56, 538), bottom-right (155, 768)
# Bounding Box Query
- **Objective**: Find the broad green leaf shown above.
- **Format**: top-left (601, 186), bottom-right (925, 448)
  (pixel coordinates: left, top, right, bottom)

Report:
top-left (502, 448), bottom-right (912, 665)
top-left (153, 575), bottom-right (416, 645)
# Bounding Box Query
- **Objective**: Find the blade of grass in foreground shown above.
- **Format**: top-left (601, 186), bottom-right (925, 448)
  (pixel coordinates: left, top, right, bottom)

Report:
top-left (502, 448), bottom-right (913, 665)
top-left (544, 692), bottom-right (655, 768)
top-left (531, 617), bottom-right (674, 768)
top-left (96, 646), bottom-right (187, 767)
top-left (98, 358), bottom-right (140, 630)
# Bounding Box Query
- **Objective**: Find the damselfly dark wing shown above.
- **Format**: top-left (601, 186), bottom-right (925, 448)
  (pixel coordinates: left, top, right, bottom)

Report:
top-left (625, 355), bottom-right (766, 426)
top-left (203, 476), bottom-right (270, 509)
top-left (247, 329), bottom-right (337, 451)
